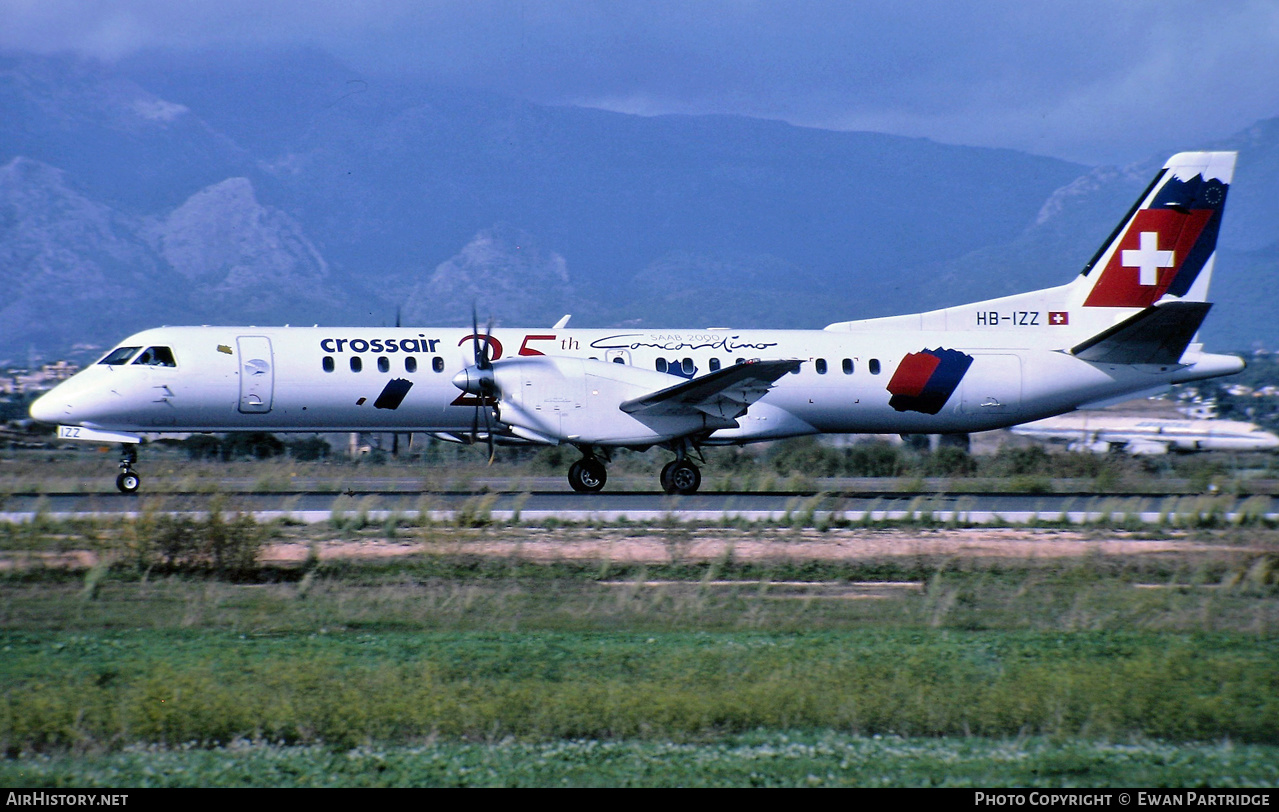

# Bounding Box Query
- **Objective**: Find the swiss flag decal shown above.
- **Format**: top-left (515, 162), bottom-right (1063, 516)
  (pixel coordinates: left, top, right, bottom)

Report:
top-left (1083, 208), bottom-right (1213, 308)
top-left (1048, 311), bottom-right (1069, 325)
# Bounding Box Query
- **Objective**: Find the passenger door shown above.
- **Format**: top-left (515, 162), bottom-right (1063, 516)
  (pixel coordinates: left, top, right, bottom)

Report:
top-left (236, 336), bottom-right (274, 414)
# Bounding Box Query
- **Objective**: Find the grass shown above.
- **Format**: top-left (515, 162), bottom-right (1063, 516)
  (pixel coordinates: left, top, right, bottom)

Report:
top-left (2, 537), bottom-right (1278, 773)
top-left (4, 442), bottom-right (1278, 497)
top-left (5, 735), bottom-right (1278, 787)
top-left (2, 451), bottom-right (1279, 785)
top-left (3, 626), bottom-right (1278, 752)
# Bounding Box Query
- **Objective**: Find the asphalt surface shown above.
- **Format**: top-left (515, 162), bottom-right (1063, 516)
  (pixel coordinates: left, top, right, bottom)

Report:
top-left (3, 488), bottom-right (1274, 524)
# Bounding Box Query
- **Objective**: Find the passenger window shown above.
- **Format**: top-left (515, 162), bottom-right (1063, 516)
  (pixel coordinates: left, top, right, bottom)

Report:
top-left (99, 346), bottom-right (140, 365)
top-left (735, 358), bottom-right (746, 365)
top-left (612, 356), bottom-right (625, 364)
top-left (869, 359), bottom-right (881, 375)
top-left (323, 356), bottom-right (335, 373)
top-left (681, 358), bottom-right (694, 375)
top-left (656, 358), bottom-right (668, 373)
top-left (377, 356), bottom-right (389, 373)
top-left (132, 346), bottom-right (176, 367)
top-left (405, 357), bottom-right (417, 373)
top-left (433, 357), bottom-right (444, 373)
top-left (709, 358), bottom-right (721, 371)
top-left (842, 358), bottom-right (853, 374)
top-left (350, 357), bottom-right (362, 373)
top-left (815, 358), bottom-right (827, 374)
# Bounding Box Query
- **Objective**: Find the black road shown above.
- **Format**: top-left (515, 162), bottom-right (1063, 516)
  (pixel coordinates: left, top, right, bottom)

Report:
top-left (2, 489), bottom-right (1273, 524)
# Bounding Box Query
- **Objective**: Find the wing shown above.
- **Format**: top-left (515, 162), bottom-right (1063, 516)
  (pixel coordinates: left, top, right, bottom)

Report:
top-left (619, 359), bottom-right (801, 421)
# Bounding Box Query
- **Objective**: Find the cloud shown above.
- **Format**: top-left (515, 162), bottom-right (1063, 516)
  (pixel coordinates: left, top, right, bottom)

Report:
top-left (3, 0), bottom-right (1277, 163)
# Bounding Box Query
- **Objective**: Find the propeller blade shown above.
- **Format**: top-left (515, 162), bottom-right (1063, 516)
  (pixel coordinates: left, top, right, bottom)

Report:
top-left (483, 400), bottom-right (496, 464)
top-left (478, 314), bottom-right (494, 371)
top-left (466, 304), bottom-right (497, 461)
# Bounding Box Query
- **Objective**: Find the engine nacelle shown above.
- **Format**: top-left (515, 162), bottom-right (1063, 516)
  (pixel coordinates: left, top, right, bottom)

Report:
top-left (485, 356), bottom-right (735, 445)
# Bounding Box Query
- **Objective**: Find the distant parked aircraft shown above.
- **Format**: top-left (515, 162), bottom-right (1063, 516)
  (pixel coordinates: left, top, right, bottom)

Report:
top-left (1011, 413), bottom-right (1279, 454)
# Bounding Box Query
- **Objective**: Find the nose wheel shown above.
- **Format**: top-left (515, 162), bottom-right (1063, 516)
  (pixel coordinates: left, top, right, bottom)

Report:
top-left (115, 445), bottom-right (140, 494)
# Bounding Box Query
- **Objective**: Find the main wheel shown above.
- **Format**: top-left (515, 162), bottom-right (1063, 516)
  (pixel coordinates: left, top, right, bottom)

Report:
top-left (666, 461), bottom-right (701, 495)
top-left (116, 471), bottom-right (141, 494)
top-left (568, 458), bottom-right (607, 493)
top-left (659, 460), bottom-right (677, 493)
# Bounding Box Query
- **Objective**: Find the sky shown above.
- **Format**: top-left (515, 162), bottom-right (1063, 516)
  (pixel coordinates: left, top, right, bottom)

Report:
top-left (3, 0), bottom-right (1279, 165)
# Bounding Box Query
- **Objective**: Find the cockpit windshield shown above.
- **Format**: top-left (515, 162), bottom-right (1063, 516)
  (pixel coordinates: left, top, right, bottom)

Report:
top-left (98, 346), bottom-right (141, 365)
top-left (132, 346), bottom-right (177, 367)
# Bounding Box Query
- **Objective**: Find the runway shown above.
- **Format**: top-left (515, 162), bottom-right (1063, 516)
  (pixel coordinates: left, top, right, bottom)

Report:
top-left (3, 488), bottom-right (1275, 525)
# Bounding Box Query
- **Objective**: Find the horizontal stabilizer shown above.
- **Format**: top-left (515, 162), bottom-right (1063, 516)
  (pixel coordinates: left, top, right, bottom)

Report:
top-left (1071, 302), bottom-right (1211, 365)
top-left (620, 359), bottom-right (801, 419)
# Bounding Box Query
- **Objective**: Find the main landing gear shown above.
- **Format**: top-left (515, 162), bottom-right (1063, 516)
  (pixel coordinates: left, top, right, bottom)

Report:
top-left (660, 459), bottom-right (701, 495)
top-left (115, 445), bottom-right (140, 494)
top-left (567, 454), bottom-right (607, 493)
top-left (564, 445), bottom-right (704, 495)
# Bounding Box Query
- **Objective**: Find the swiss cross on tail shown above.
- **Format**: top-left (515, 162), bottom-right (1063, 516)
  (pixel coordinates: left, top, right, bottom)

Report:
top-left (1083, 153), bottom-right (1233, 308)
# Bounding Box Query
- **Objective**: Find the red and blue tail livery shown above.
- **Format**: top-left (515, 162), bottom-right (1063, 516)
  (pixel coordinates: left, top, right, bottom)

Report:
top-left (886, 348), bottom-right (974, 415)
top-left (1083, 154), bottom-right (1232, 309)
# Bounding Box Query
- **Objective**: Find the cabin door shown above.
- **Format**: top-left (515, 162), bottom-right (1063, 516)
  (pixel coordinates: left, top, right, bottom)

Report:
top-left (236, 336), bottom-right (275, 414)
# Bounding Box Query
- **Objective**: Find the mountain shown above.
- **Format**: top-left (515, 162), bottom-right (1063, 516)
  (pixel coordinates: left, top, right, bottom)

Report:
top-left (402, 224), bottom-right (576, 327)
top-left (0, 48), bottom-right (1276, 365)
top-left (146, 176), bottom-right (342, 322)
top-left (0, 54), bottom-right (262, 212)
top-left (0, 157), bottom-right (170, 355)
top-left (914, 124), bottom-right (1279, 349)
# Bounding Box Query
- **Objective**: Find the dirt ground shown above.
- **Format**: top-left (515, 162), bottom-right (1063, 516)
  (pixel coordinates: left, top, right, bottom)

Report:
top-left (4, 525), bottom-right (1267, 572)
top-left (257, 526), bottom-right (1264, 566)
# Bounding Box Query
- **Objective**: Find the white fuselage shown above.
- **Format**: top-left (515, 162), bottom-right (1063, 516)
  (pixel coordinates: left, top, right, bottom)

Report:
top-left (29, 323), bottom-right (1242, 445)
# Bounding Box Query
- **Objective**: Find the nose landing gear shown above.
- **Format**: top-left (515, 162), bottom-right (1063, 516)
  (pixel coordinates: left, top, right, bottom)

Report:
top-left (115, 445), bottom-right (140, 494)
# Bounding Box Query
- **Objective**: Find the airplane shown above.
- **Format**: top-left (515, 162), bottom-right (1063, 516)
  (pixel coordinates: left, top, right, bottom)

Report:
top-left (1011, 412), bottom-right (1279, 454)
top-left (29, 151), bottom-right (1247, 495)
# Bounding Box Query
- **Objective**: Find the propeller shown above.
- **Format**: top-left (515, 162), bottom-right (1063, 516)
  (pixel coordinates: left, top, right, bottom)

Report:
top-left (454, 306), bottom-right (498, 463)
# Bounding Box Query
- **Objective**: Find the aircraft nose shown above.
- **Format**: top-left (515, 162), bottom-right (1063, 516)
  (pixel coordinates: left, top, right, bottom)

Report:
top-left (28, 389), bottom-right (66, 425)
top-left (28, 376), bottom-right (108, 426)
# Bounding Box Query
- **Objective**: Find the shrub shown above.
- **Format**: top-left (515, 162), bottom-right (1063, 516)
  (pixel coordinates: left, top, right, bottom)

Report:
top-left (146, 510), bottom-right (263, 577)
top-left (288, 436), bottom-right (331, 461)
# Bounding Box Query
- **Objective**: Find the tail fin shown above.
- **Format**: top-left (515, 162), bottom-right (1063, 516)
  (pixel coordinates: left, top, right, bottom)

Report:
top-left (1077, 151), bottom-right (1235, 309)
top-left (822, 151), bottom-right (1238, 343)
